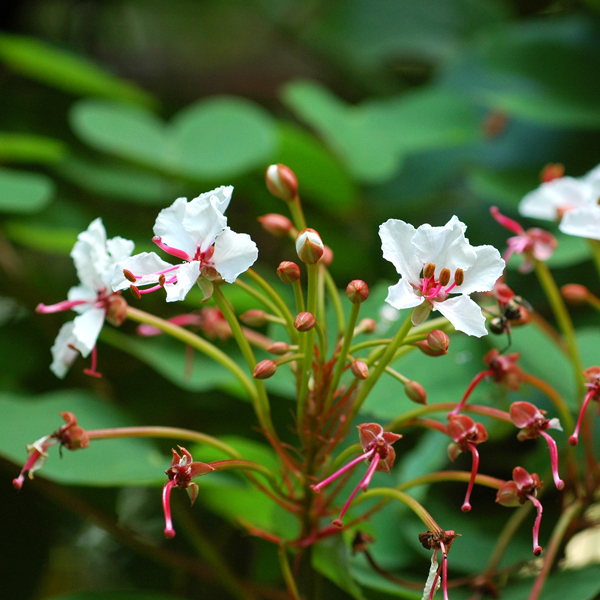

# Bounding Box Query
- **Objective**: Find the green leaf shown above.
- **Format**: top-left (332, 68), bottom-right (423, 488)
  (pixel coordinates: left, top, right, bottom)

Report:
top-left (282, 80), bottom-right (480, 183)
top-left (313, 536), bottom-right (367, 600)
top-left (99, 328), bottom-right (247, 399)
top-left (577, 326), bottom-right (600, 367)
top-left (0, 133), bottom-right (67, 164)
top-left (0, 390), bottom-right (167, 486)
top-left (0, 167), bottom-right (54, 213)
top-left (55, 157), bottom-right (177, 205)
top-left (70, 97), bottom-right (277, 180)
top-left (466, 167), bottom-right (540, 210)
top-left (275, 122), bottom-right (357, 214)
top-left (168, 96), bottom-right (277, 179)
top-left (0, 33), bottom-right (157, 108)
top-left (3, 221), bottom-right (77, 253)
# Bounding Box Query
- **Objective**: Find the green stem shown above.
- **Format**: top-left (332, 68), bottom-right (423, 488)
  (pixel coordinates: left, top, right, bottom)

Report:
top-left (588, 239), bottom-right (600, 277)
top-left (278, 545), bottom-right (301, 600)
top-left (87, 426), bottom-right (240, 458)
top-left (534, 260), bottom-right (584, 393)
top-left (287, 197), bottom-right (306, 231)
top-left (322, 302), bottom-right (362, 418)
top-left (347, 312), bottom-right (414, 422)
top-left (324, 268), bottom-right (345, 337)
top-left (527, 500), bottom-right (583, 600)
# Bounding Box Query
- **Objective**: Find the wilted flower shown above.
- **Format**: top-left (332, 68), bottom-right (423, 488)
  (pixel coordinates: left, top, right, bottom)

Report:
top-left (37, 218), bottom-right (134, 378)
top-left (112, 187), bottom-right (258, 302)
top-left (496, 467), bottom-right (544, 556)
top-left (419, 529), bottom-right (459, 600)
top-left (379, 216), bottom-right (504, 337)
top-left (311, 423), bottom-right (401, 527)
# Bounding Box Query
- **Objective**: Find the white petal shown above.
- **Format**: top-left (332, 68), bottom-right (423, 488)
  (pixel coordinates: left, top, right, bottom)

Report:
top-left (559, 206), bottom-right (600, 240)
top-left (384, 278), bottom-right (424, 310)
top-left (50, 321), bottom-right (79, 378)
top-left (458, 245), bottom-right (505, 295)
top-left (165, 261), bottom-right (200, 302)
top-left (72, 307), bottom-right (105, 356)
top-left (548, 418), bottom-right (563, 432)
top-left (190, 185), bottom-right (233, 215)
top-left (67, 285), bottom-right (97, 313)
top-left (153, 197), bottom-right (198, 259)
top-left (519, 177), bottom-right (594, 221)
top-left (106, 236), bottom-right (135, 264)
top-left (182, 198), bottom-right (228, 254)
top-left (212, 228), bottom-right (258, 283)
top-left (71, 218), bottom-right (109, 288)
top-left (434, 295), bottom-right (488, 337)
top-left (379, 219), bottom-right (422, 283)
top-left (112, 252), bottom-right (173, 291)
top-left (412, 216), bottom-right (476, 275)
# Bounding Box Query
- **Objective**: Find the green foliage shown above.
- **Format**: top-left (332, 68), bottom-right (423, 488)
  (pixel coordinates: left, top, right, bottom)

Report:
top-left (0, 167), bottom-right (55, 213)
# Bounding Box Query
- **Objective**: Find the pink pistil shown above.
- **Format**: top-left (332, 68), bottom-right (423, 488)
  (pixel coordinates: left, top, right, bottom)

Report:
top-left (83, 345), bottom-right (102, 379)
top-left (310, 449), bottom-right (374, 493)
top-left (539, 431), bottom-right (564, 490)
top-left (162, 479), bottom-right (177, 539)
top-left (448, 369), bottom-right (494, 417)
top-left (440, 542), bottom-right (449, 600)
top-left (527, 494), bottom-right (543, 556)
top-left (461, 442), bottom-right (479, 512)
top-left (569, 388), bottom-right (595, 446)
top-left (153, 236), bottom-right (192, 261)
top-left (490, 206), bottom-right (524, 236)
top-left (36, 299), bottom-right (90, 314)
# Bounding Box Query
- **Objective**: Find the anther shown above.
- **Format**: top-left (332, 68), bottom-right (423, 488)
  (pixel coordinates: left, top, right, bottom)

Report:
top-left (439, 268), bottom-right (451, 287)
top-left (123, 269), bottom-right (137, 283)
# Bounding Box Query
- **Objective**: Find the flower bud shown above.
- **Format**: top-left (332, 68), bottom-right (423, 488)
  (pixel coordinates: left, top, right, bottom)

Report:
top-left (105, 294), bottom-right (128, 327)
top-left (351, 360), bottom-right (369, 379)
top-left (277, 261), bottom-right (301, 283)
top-left (267, 341), bottom-right (290, 355)
top-left (427, 330), bottom-right (450, 354)
top-left (296, 228), bottom-right (324, 264)
top-left (346, 280), bottom-right (369, 304)
top-left (404, 380), bottom-right (427, 404)
top-left (258, 214), bottom-right (294, 237)
top-left (294, 311), bottom-right (315, 332)
top-left (320, 245), bottom-right (334, 266)
top-left (561, 284), bottom-right (589, 304)
top-left (253, 360), bottom-right (278, 379)
top-left (356, 318), bottom-right (376, 334)
top-left (239, 309), bottom-right (268, 327)
top-left (265, 164), bottom-right (298, 201)
top-left (540, 163), bottom-right (564, 183)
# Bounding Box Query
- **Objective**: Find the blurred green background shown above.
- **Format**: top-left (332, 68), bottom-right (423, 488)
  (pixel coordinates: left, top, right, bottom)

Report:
top-left (2, 1), bottom-right (600, 599)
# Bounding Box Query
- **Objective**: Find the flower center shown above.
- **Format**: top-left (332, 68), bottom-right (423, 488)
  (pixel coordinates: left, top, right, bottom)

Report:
top-left (416, 263), bottom-right (464, 302)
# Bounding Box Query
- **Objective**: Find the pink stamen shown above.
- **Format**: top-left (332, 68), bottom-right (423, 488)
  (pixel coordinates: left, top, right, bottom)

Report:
top-left (358, 452), bottom-right (381, 491)
top-left (83, 346), bottom-right (102, 379)
top-left (36, 299), bottom-right (90, 314)
top-left (440, 542), bottom-right (449, 600)
top-left (162, 479), bottom-right (177, 539)
top-left (429, 550), bottom-right (440, 600)
top-left (539, 431), bottom-right (564, 490)
top-left (153, 236), bottom-right (192, 261)
top-left (449, 369), bottom-right (494, 417)
top-left (527, 494), bottom-right (543, 556)
top-left (569, 388), bottom-right (595, 446)
top-left (310, 449), bottom-right (374, 493)
top-left (490, 206), bottom-right (525, 236)
top-left (461, 441), bottom-right (479, 512)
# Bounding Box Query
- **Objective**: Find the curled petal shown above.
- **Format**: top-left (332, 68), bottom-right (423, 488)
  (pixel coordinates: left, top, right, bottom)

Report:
top-left (559, 206), bottom-right (600, 241)
top-left (434, 295), bottom-right (488, 338)
top-left (496, 481), bottom-right (521, 507)
top-left (212, 228), bottom-right (259, 283)
top-left (50, 322), bottom-right (80, 379)
top-left (379, 219), bottom-right (422, 283)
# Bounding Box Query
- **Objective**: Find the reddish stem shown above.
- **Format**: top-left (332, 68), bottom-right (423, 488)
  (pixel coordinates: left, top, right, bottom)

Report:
top-left (162, 479), bottom-right (177, 539)
top-left (448, 369), bottom-right (494, 417)
top-left (539, 430), bottom-right (564, 490)
top-left (461, 442), bottom-right (479, 512)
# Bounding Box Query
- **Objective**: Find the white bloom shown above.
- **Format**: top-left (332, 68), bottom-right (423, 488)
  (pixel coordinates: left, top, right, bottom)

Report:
top-left (519, 164), bottom-right (600, 240)
top-left (379, 216), bottom-right (505, 337)
top-left (112, 186), bottom-right (258, 302)
top-left (37, 218), bottom-right (135, 377)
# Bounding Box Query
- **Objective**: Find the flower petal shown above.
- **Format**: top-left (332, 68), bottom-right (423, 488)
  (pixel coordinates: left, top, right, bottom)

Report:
top-left (72, 307), bottom-right (105, 356)
top-left (153, 197), bottom-right (198, 259)
top-left (182, 199), bottom-right (228, 254)
top-left (519, 177), bottom-right (594, 221)
top-left (111, 252), bottom-right (174, 291)
top-left (164, 261), bottom-right (200, 302)
top-left (458, 245), bottom-right (505, 295)
top-left (71, 218), bottom-right (109, 289)
top-left (212, 228), bottom-right (258, 283)
top-left (379, 219), bottom-right (422, 284)
top-left (434, 295), bottom-right (488, 337)
top-left (50, 321), bottom-right (79, 378)
top-left (191, 185), bottom-right (233, 215)
top-left (558, 206), bottom-right (600, 240)
top-left (412, 216), bottom-right (476, 275)
top-left (67, 285), bottom-right (97, 313)
top-left (384, 278), bottom-right (423, 310)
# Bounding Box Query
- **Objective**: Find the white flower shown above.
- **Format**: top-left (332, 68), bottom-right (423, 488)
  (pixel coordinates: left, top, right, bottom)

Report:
top-left (519, 164), bottom-right (600, 240)
top-left (112, 186), bottom-right (258, 302)
top-left (379, 216), bottom-right (505, 337)
top-left (37, 218), bottom-right (135, 377)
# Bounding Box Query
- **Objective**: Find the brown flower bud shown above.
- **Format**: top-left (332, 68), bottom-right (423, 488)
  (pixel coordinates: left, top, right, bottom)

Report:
top-left (427, 330), bottom-right (450, 354)
top-left (105, 294), bottom-right (128, 326)
top-left (239, 309), bottom-right (268, 327)
top-left (320, 245), bottom-right (334, 266)
top-left (296, 228), bottom-right (324, 264)
top-left (346, 280), bottom-right (369, 304)
top-left (561, 284), bottom-right (589, 304)
top-left (404, 380), bottom-right (427, 405)
top-left (294, 311), bottom-right (315, 332)
top-left (356, 318), bottom-right (376, 334)
top-left (540, 163), bottom-right (565, 183)
top-left (253, 360), bottom-right (278, 379)
top-left (267, 342), bottom-right (290, 355)
top-left (258, 214), bottom-right (294, 237)
top-left (266, 164), bottom-right (298, 201)
top-left (351, 360), bottom-right (369, 379)
top-left (277, 261), bottom-right (301, 283)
